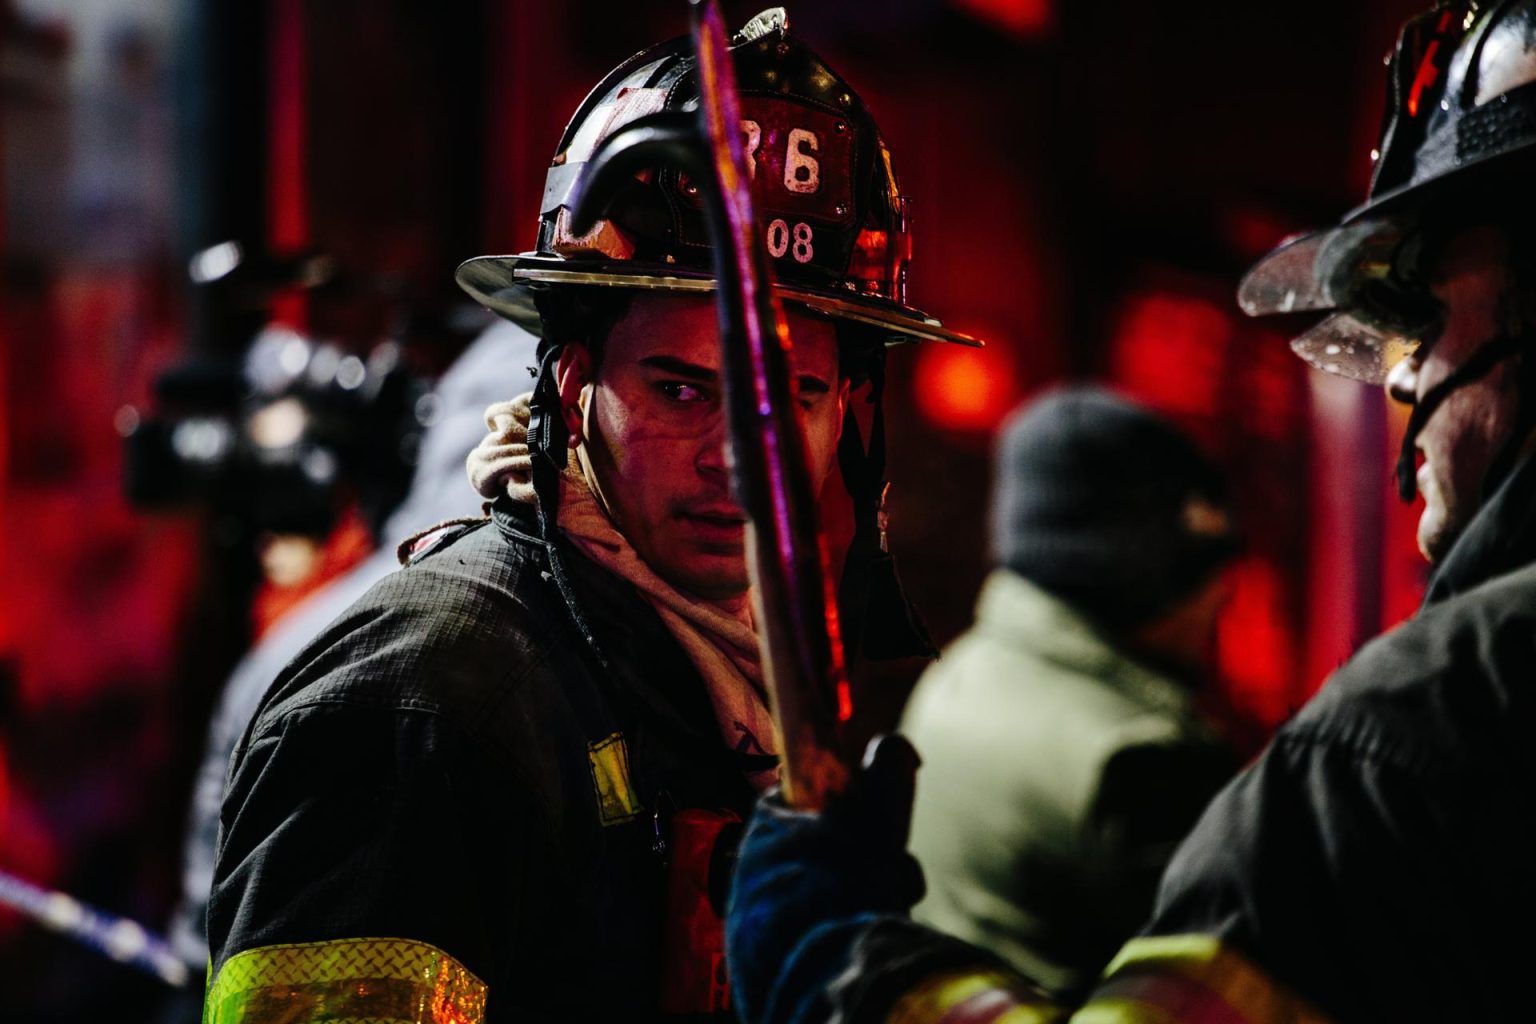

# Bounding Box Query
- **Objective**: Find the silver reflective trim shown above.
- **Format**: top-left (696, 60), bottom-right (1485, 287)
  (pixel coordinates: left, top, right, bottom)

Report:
top-left (1239, 217), bottom-right (1412, 320)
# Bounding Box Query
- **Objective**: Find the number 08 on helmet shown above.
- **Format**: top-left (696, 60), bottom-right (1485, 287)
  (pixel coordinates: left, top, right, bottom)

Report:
top-left (455, 7), bottom-right (978, 349)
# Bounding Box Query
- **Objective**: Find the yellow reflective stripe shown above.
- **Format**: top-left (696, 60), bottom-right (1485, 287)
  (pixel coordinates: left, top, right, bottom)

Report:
top-left (885, 968), bottom-right (1065, 1024)
top-left (588, 731), bottom-right (643, 825)
top-left (203, 937), bottom-right (486, 1024)
top-left (1069, 996), bottom-right (1177, 1024)
top-left (1072, 935), bottom-right (1331, 1024)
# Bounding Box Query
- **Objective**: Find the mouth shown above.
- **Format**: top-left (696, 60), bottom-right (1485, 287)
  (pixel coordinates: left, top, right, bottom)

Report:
top-left (681, 508), bottom-right (747, 525)
top-left (678, 505), bottom-right (748, 543)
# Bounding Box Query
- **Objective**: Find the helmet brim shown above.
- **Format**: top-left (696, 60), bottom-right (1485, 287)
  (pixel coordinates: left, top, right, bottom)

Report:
top-left (1239, 217), bottom-right (1424, 384)
top-left (1237, 228), bottom-right (1336, 319)
top-left (456, 253), bottom-right (982, 348)
top-left (1240, 140), bottom-right (1536, 322)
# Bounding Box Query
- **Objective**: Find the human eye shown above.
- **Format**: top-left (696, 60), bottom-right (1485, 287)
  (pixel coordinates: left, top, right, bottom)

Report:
top-left (657, 380), bottom-right (711, 404)
top-left (796, 377), bottom-right (831, 411)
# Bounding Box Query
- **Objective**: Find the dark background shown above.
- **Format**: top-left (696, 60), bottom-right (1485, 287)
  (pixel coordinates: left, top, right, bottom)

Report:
top-left (1, 0), bottom-right (1430, 1017)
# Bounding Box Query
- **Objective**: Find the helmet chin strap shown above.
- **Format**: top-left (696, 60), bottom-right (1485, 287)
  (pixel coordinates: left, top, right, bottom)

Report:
top-left (1395, 332), bottom-right (1527, 501)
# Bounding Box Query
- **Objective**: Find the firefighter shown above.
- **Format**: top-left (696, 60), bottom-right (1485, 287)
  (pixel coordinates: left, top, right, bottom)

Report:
top-left (724, 2), bottom-right (1536, 1022)
top-left (201, 10), bottom-right (970, 1023)
top-left (899, 386), bottom-right (1240, 1000)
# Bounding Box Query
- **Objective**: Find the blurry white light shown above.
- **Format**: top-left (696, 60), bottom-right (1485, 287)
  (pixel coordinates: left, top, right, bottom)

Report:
top-left (172, 418), bottom-right (235, 464)
top-left (247, 397), bottom-right (308, 449)
top-left (280, 336), bottom-right (312, 378)
top-left (307, 345), bottom-right (341, 387)
top-left (368, 341), bottom-right (402, 377)
top-left (189, 241), bottom-right (243, 284)
top-left (103, 920), bottom-right (148, 962)
top-left (41, 893), bottom-right (84, 932)
top-left (336, 355), bottom-right (367, 391)
top-left (246, 325), bottom-right (313, 394)
top-left (302, 448), bottom-right (338, 484)
top-left (260, 535), bottom-right (323, 588)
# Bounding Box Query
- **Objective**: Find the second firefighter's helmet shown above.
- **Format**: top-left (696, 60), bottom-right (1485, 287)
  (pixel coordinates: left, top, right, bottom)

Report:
top-left (456, 8), bottom-right (976, 347)
top-left (1239, 1), bottom-right (1536, 381)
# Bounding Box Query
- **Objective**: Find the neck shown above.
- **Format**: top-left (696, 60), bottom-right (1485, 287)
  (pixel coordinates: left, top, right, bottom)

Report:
top-left (1424, 443), bottom-right (1536, 604)
top-left (712, 589), bottom-right (753, 619)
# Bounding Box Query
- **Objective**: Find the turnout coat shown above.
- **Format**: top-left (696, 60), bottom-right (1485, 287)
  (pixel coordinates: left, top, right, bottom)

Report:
top-left (203, 500), bottom-right (756, 1022)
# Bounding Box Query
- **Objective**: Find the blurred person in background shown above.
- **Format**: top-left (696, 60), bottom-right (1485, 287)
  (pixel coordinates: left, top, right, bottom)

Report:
top-left (722, 2), bottom-right (1536, 1021)
top-left (199, 10), bottom-right (967, 1023)
top-left (900, 386), bottom-right (1239, 1000)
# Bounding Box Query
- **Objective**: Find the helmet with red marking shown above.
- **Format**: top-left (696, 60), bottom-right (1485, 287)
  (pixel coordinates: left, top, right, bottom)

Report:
top-left (456, 7), bottom-right (975, 348)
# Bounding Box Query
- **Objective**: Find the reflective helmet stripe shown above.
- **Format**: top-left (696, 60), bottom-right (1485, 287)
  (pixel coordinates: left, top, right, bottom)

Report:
top-left (203, 937), bottom-right (486, 1024)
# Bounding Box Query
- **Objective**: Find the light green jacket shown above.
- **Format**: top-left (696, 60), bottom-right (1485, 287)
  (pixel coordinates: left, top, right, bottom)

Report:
top-left (901, 570), bottom-right (1233, 997)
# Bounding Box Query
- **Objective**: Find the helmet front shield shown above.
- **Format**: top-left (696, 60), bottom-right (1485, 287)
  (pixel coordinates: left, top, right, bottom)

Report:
top-left (1239, 215), bottom-right (1438, 383)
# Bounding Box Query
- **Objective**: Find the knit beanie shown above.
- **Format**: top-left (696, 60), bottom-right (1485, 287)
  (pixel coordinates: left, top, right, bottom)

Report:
top-left (992, 385), bottom-right (1240, 629)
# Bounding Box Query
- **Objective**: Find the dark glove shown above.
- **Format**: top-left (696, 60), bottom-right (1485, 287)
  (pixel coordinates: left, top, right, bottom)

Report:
top-left (726, 734), bottom-right (926, 1024)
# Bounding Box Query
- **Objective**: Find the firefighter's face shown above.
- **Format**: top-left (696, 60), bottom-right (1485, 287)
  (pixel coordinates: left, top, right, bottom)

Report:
top-left (558, 293), bottom-right (848, 602)
top-left (1385, 225), bottom-right (1526, 563)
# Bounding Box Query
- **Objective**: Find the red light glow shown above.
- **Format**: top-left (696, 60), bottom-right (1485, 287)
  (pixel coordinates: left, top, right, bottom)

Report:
top-left (1217, 557), bottom-right (1297, 726)
top-left (1109, 290), bottom-right (1232, 421)
top-left (951, 0), bottom-right (1054, 37)
top-left (913, 341), bottom-right (1019, 434)
top-left (269, 0), bottom-right (309, 329)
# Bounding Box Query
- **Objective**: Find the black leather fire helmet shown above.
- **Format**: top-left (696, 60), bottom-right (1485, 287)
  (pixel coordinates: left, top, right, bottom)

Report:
top-left (455, 7), bottom-right (976, 349)
top-left (1239, 1), bottom-right (1536, 384)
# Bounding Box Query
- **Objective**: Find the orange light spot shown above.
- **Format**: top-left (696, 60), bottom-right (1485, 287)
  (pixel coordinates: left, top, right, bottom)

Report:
top-left (914, 342), bottom-right (1017, 434)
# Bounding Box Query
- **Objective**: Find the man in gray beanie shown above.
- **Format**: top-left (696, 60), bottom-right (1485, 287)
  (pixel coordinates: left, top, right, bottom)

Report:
top-left (898, 384), bottom-right (1241, 999)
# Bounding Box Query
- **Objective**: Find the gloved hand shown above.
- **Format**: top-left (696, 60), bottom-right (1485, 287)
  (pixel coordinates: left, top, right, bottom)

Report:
top-left (726, 734), bottom-right (926, 1024)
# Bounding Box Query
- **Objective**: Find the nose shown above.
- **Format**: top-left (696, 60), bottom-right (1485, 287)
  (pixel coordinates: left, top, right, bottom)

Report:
top-left (1385, 355), bottom-right (1420, 407)
top-left (695, 416), bottom-right (730, 481)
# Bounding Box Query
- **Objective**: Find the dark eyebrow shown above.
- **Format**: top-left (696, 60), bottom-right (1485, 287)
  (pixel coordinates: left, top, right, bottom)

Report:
top-left (638, 355), bottom-right (717, 382)
top-left (797, 374), bottom-right (832, 397)
top-left (639, 354), bottom-right (832, 397)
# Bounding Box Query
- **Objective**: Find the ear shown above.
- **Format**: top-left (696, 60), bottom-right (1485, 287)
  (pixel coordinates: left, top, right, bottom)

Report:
top-left (833, 378), bottom-right (853, 444)
top-left (555, 343), bottom-right (593, 445)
